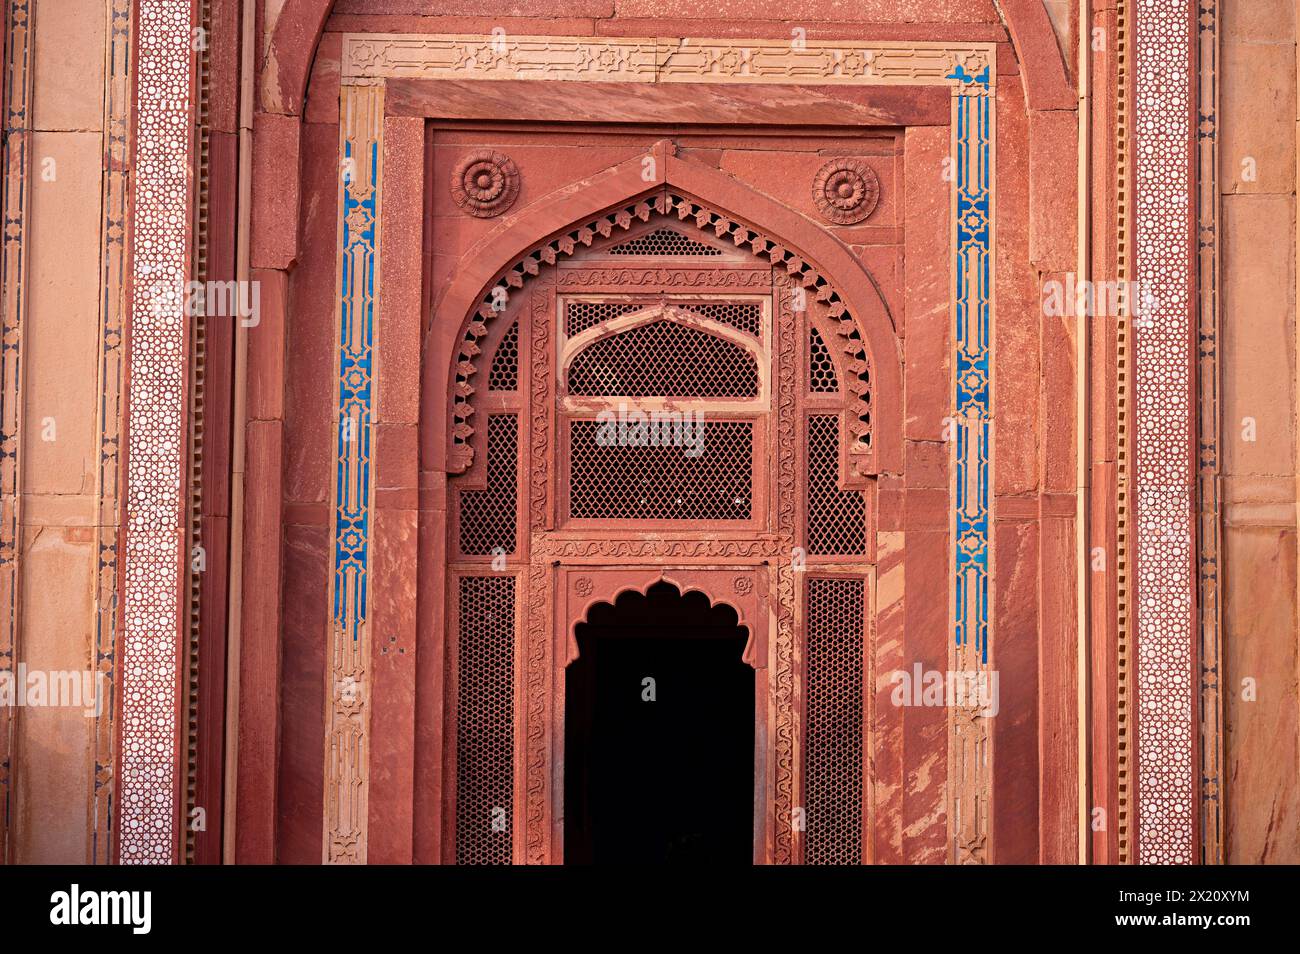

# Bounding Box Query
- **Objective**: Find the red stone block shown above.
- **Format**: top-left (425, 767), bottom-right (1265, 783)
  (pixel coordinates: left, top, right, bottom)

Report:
top-left (378, 116), bottom-right (425, 427)
top-left (375, 423), bottom-right (420, 509)
top-left (208, 0), bottom-right (241, 133)
top-left (905, 438), bottom-right (949, 490)
top-left (993, 83), bottom-right (1040, 497)
top-left (871, 531), bottom-right (906, 863)
top-left (247, 267), bottom-right (287, 423)
top-left (1038, 283), bottom-right (1077, 495)
top-left (903, 125), bottom-right (951, 441)
top-left (612, 0), bottom-right (997, 22)
top-left (327, 14), bottom-right (600, 36)
top-left (236, 419), bottom-right (284, 864)
top-left (997, 0), bottom-right (1076, 111)
top-left (285, 122), bottom-right (342, 506)
top-left (304, 31), bottom-right (341, 126)
top-left (1037, 512), bottom-right (1079, 863)
top-left (990, 514), bottom-right (1040, 863)
top-left (900, 528), bottom-right (950, 863)
top-left (1028, 109), bottom-right (1078, 274)
top-left (368, 507), bottom-right (420, 864)
top-left (413, 491), bottom-right (448, 864)
top-left (260, 0), bottom-right (333, 116)
top-left (250, 112), bottom-right (303, 270)
top-left (276, 521), bottom-right (329, 865)
top-left (331, 0), bottom-right (614, 15)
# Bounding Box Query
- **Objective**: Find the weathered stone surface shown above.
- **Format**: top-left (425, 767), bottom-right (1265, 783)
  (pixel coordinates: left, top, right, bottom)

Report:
top-left (24, 133), bottom-right (102, 497)
top-left (367, 507), bottom-right (420, 864)
top-left (902, 125), bottom-right (950, 442)
top-left (31, 0), bottom-right (105, 132)
top-left (248, 268), bottom-right (288, 423)
top-left (251, 113), bottom-right (303, 270)
top-left (276, 521), bottom-right (329, 864)
top-left (378, 117), bottom-right (425, 427)
top-left (1222, 194), bottom-right (1297, 476)
top-left (991, 514), bottom-right (1040, 863)
top-left (1224, 525), bottom-right (1300, 864)
top-left (1221, 39), bottom-right (1297, 196)
top-left (286, 122), bottom-right (342, 506)
top-left (13, 526), bottom-right (95, 863)
top-left (993, 82), bottom-right (1040, 497)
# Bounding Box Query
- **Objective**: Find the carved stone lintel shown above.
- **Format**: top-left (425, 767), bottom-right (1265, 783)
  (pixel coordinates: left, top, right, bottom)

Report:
top-left (532, 536), bottom-right (783, 559)
top-left (557, 267), bottom-right (769, 290)
top-left (341, 34), bottom-right (997, 92)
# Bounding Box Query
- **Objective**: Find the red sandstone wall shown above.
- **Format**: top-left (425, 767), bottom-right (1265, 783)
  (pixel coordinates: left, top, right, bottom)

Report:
top-left (257, 1), bottom-right (1081, 864)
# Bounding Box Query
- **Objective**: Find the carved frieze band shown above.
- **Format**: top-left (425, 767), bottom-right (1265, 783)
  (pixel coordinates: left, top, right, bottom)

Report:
top-left (341, 34), bottom-right (996, 92)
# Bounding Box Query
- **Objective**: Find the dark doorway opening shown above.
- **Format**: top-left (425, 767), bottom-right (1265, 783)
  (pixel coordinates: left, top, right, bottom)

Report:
top-left (564, 581), bottom-right (754, 864)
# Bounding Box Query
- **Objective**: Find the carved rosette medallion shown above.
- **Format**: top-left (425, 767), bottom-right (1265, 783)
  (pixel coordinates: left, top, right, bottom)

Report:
top-left (451, 150), bottom-right (521, 218)
top-left (811, 159), bottom-right (880, 225)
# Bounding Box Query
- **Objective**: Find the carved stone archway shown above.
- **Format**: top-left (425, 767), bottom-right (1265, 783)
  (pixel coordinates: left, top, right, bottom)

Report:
top-left (436, 181), bottom-right (882, 863)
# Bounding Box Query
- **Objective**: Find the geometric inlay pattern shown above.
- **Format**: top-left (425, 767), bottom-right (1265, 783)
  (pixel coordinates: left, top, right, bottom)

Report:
top-left (948, 61), bottom-right (994, 865)
top-left (1132, 0), bottom-right (1196, 866)
top-left (119, 0), bottom-right (195, 864)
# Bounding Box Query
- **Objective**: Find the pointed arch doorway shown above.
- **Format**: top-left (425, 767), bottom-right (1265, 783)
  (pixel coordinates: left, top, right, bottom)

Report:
top-left (564, 581), bottom-right (756, 865)
top-left (437, 156), bottom-right (889, 865)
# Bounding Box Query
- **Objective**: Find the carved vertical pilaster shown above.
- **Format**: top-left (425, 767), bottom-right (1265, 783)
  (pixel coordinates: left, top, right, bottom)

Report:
top-left (89, 0), bottom-right (134, 865)
top-left (0, 0), bottom-right (33, 867)
top-left (117, 0), bottom-right (197, 865)
top-left (1131, 0), bottom-right (1198, 866)
top-left (948, 76), bottom-right (994, 864)
top-left (1195, 0), bottom-right (1224, 867)
top-left (772, 274), bottom-right (799, 863)
top-left (524, 279), bottom-right (553, 863)
top-left (324, 81), bottom-right (384, 864)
